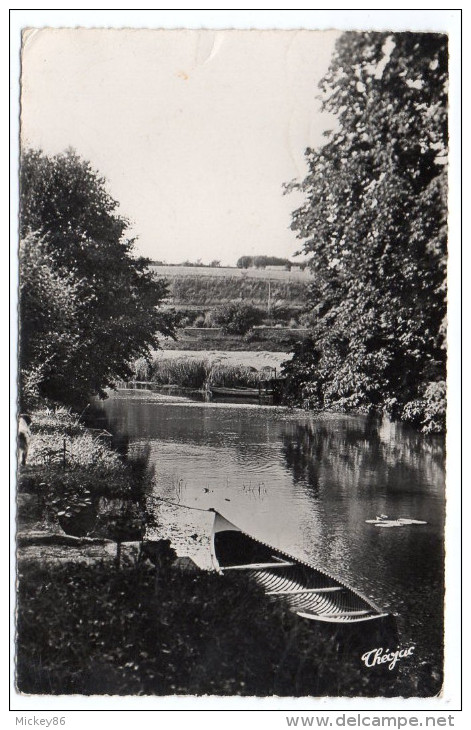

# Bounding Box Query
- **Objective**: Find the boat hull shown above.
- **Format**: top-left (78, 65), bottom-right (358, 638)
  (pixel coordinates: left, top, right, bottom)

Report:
top-left (208, 386), bottom-right (260, 398)
top-left (211, 511), bottom-right (396, 628)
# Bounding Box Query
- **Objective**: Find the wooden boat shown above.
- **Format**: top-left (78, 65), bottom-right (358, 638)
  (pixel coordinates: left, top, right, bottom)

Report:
top-left (210, 511), bottom-right (394, 626)
top-left (207, 386), bottom-right (260, 398)
top-left (206, 378), bottom-right (285, 405)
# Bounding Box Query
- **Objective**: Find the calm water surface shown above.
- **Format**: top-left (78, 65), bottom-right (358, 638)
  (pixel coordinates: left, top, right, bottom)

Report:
top-left (92, 389), bottom-right (445, 674)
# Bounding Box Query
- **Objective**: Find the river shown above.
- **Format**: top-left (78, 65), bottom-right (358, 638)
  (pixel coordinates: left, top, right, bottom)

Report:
top-left (90, 389), bottom-right (445, 688)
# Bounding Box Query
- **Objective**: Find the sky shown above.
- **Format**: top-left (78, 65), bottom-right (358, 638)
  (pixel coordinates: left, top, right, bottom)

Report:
top-left (21, 29), bottom-right (339, 266)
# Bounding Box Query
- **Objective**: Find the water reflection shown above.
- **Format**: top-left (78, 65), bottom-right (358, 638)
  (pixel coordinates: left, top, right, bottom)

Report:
top-left (281, 417), bottom-right (444, 501)
top-left (91, 391), bottom-right (445, 679)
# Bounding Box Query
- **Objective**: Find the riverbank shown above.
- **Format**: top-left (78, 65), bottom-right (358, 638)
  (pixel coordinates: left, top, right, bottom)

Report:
top-left (16, 403), bottom-right (442, 698)
top-left (17, 406), bottom-right (151, 553)
top-left (133, 349), bottom-right (290, 389)
top-left (16, 406), bottom-right (352, 696)
top-left (159, 327), bottom-right (308, 352)
top-left (18, 552), bottom-right (432, 697)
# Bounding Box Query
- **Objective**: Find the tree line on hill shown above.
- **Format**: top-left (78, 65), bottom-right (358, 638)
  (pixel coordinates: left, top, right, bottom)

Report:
top-left (150, 259), bottom-right (222, 268)
top-left (236, 255), bottom-right (306, 270)
top-left (149, 257), bottom-right (306, 270)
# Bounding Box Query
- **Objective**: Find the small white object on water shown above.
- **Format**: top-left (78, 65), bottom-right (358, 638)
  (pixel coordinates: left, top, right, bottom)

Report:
top-left (365, 516), bottom-right (427, 527)
top-left (397, 518), bottom-right (427, 525)
top-left (376, 521), bottom-right (404, 527)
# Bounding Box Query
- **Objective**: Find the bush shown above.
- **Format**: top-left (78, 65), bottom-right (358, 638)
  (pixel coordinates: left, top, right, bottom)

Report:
top-left (208, 364), bottom-right (260, 388)
top-left (243, 330), bottom-right (262, 343)
top-left (22, 406), bottom-right (154, 537)
top-left (209, 302), bottom-right (263, 335)
top-left (402, 381), bottom-right (446, 433)
top-left (170, 307), bottom-right (207, 327)
top-left (270, 303), bottom-right (292, 324)
top-left (134, 357), bottom-right (151, 381)
top-left (149, 357), bottom-right (211, 388)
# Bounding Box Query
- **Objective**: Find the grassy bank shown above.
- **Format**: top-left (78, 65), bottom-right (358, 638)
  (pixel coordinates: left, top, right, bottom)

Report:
top-left (16, 407), bottom-right (441, 698)
top-left (18, 406), bottom-right (153, 545)
top-left (135, 358), bottom-right (273, 389)
top-left (134, 351), bottom-right (290, 389)
top-left (161, 328), bottom-right (302, 352)
top-left (16, 559), bottom-right (438, 697)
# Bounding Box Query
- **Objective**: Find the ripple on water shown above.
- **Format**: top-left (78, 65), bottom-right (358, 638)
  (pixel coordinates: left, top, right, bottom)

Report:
top-left (95, 390), bottom-right (445, 679)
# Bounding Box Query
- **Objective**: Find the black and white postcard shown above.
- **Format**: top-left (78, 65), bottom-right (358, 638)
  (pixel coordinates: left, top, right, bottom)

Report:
top-left (11, 8), bottom-right (462, 719)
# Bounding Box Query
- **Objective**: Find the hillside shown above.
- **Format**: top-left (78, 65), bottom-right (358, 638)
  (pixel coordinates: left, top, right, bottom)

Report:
top-left (150, 265), bottom-right (311, 280)
top-left (149, 264), bottom-right (312, 353)
top-left (150, 265), bottom-right (310, 311)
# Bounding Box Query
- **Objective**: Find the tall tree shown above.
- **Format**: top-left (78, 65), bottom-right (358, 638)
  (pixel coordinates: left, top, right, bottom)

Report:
top-left (283, 32), bottom-right (447, 432)
top-left (19, 232), bottom-right (81, 408)
top-left (20, 148), bottom-right (175, 407)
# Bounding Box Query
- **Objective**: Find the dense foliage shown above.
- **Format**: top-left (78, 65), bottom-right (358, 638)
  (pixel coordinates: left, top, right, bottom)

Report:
top-left (208, 301), bottom-right (263, 334)
top-left (134, 354), bottom-right (274, 389)
top-left (19, 149), bottom-right (175, 408)
top-left (237, 255), bottom-right (295, 269)
top-left (283, 32), bottom-right (447, 432)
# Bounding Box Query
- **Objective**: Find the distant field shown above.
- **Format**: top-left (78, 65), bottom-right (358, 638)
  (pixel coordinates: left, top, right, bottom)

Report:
top-left (150, 265), bottom-right (312, 281)
top-left (159, 329), bottom-right (300, 353)
top-left (151, 267), bottom-right (309, 308)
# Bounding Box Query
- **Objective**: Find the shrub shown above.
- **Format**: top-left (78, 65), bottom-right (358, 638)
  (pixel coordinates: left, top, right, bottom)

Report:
top-left (149, 357), bottom-right (210, 388)
top-left (93, 498), bottom-right (146, 542)
top-left (19, 151), bottom-right (175, 410)
top-left (170, 307), bottom-right (207, 327)
top-left (298, 311), bottom-right (315, 327)
top-left (208, 364), bottom-right (260, 388)
top-left (402, 381), bottom-right (446, 433)
top-left (134, 357), bottom-right (151, 381)
top-left (209, 302), bottom-right (263, 335)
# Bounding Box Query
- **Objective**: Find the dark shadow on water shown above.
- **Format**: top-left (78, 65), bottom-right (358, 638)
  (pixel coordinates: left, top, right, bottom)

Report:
top-left (281, 415), bottom-right (445, 497)
top-left (84, 402), bottom-right (154, 502)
